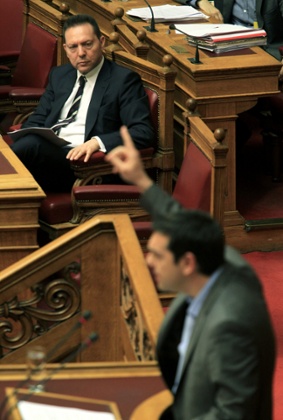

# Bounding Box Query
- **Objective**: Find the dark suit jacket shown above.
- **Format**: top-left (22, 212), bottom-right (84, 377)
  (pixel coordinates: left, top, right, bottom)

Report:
top-left (22, 58), bottom-right (154, 151)
top-left (141, 184), bottom-right (276, 420)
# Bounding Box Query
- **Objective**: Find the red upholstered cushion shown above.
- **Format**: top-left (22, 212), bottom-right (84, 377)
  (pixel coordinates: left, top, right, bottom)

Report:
top-left (2, 134), bottom-right (13, 146)
top-left (71, 147), bottom-right (154, 168)
top-left (173, 141), bottom-right (211, 212)
top-left (0, 65), bottom-right (11, 72)
top-left (73, 184), bottom-right (140, 201)
top-left (132, 221), bottom-right (152, 239)
top-left (9, 87), bottom-right (45, 100)
top-left (39, 193), bottom-right (73, 225)
top-left (0, 85), bottom-right (13, 98)
top-left (70, 151), bottom-right (106, 168)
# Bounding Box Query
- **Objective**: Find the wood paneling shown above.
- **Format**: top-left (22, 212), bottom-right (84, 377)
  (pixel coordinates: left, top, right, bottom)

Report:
top-left (0, 136), bottom-right (45, 270)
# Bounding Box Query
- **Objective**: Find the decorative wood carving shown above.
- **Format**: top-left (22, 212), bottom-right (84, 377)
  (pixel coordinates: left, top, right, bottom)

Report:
top-left (0, 263), bottom-right (81, 358)
top-left (120, 259), bottom-right (155, 361)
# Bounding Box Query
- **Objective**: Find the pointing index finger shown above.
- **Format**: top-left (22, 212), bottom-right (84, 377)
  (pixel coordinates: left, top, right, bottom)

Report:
top-left (120, 126), bottom-right (136, 150)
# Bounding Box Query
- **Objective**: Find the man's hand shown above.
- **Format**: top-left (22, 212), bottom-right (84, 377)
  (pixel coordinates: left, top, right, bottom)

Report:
top-left (105, 126), bottom-right (153, 192)
top-left (66, 138), bottom-right (100, 162)
top-left (198, 0), bottom-right (223, 22)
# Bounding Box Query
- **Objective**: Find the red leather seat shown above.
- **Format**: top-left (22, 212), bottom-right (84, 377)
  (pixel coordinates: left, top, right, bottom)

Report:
top-left (74, 139), bottom-right (212, 239)
top-left (0, 23), bottom-right (57, 116)
top-left (38, 88), bottom-right (158, 228)
top-left (39, 193), bottom-right (73, 225)
top-left (0, 0), bottom-right (23, 68)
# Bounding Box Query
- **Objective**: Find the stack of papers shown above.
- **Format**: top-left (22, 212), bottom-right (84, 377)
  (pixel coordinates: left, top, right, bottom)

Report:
top-left (126, 5), bottom-right (208, 23)
top-left (174, 23), bottom-right (267, 53)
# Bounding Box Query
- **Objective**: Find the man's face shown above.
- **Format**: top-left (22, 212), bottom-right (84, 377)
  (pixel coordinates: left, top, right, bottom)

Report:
top-left (146, 232), bottom-right (187, 292)
top-left (63, 23), bottom-right (105, 74)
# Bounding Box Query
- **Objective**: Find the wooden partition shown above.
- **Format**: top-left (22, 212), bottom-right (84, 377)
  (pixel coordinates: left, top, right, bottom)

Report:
top-left (183, 100), bottom-right (228, 227)
top-left (0, 362), bottom-right (171, 419)
top-left (0, 136), bottom-right (45, 270)
top-left (0, 214), bottom-right (164, 364)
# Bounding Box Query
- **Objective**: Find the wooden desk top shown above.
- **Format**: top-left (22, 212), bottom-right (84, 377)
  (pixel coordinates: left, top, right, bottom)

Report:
top-left (0, 362), bottom-right (168, 420)
top-left (62, 0), bottom-right (281, 102)
top-left (0, 136), bottom-right (45, 199)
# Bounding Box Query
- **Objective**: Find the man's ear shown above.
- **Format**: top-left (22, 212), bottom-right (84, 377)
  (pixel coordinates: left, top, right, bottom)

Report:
top-left (181, 252), bottom-right (197, 276)
top-left (63, 44), bottom-right (68, 58)
top-left (100, 36), bottom-right (106, 48)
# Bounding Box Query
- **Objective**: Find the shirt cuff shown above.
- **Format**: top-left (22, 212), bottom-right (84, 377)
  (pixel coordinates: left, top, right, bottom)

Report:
top-left (92, 136), bottom-right (106, 153)
top-left (187, 0), bottom-right (199, 8)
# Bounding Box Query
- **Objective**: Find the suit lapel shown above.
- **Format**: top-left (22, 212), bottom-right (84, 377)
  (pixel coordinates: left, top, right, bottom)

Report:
top-left (47, 68), bottom-right (77, 125)
top-left (222, 0), bottom-right (233, 20)
top-left (256, 0), bottom-right (263, 27)
top-left (177, 267), bottom-right (230, 387)
top-left (85, 59), bottom-right (112, 141)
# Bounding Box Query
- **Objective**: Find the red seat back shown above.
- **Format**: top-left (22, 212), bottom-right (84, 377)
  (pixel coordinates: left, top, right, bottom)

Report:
top-left (12, 23), bottom-right (57, 88)
top-left (0, 0), bottom-right (23, 60)
top-left (173, 141), bottom-right (211, 212)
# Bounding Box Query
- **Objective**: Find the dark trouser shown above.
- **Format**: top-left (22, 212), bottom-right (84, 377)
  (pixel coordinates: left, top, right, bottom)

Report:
top-left (11, 134), bottom-right (76, 193)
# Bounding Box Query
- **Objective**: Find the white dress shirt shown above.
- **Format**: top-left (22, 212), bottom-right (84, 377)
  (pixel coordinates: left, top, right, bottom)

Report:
top-left (58, 57), bottom-right (105, 150)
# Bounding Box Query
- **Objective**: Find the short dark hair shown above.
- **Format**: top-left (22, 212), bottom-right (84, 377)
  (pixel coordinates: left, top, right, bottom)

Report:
top-left (63, 14), bottom-right (101, 41)
top-left (152, 209), bottom-right (225, 275)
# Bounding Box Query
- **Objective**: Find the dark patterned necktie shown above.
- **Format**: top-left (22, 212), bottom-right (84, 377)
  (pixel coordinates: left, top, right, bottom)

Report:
top-left (51, 75), bottom-right (87, 134)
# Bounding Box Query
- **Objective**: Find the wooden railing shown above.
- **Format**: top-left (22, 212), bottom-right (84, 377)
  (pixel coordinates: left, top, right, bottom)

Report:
top-left (0, 214), bottom-right (164, 364)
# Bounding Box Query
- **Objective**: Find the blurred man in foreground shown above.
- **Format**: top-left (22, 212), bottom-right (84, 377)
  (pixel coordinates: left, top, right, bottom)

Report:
top-left (106, 126), bottom-right (276, 420)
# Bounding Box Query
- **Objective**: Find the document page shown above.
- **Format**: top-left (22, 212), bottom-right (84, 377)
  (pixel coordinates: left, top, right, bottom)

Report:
top-left (7, 127), bottom-right (71, 147)
top-left (126, 5), bottom-right (208, 22)
top-left (174, 23), bottom-right (266, 37)
top-left (18, 401), bottom-right (116, 420)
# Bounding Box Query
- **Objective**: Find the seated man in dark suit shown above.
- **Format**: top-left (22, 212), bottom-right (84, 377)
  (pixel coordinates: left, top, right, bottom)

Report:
top-left (106, 126), bottom-right (276, 420)
top-left (11, 14), bottom-right (154, 192)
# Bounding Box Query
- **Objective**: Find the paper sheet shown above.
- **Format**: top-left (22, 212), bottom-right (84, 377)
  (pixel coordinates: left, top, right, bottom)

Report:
top-left (18, 401), bottom-right (116, 420)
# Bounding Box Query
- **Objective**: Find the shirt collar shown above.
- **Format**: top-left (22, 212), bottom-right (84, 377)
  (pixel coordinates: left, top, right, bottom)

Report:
top-left (77, 56), bottom-right (104, 82)
top-left (188, 266), bottom-right (224, 318)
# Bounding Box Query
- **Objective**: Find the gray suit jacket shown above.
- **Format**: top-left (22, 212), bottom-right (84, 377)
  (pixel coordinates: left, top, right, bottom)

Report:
top-left (23, 58), bottom-right (154, 151)
top-left (141, 185), bottom-right (276, 419)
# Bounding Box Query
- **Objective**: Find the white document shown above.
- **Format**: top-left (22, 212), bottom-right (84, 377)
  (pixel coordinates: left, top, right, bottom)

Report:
top-left (126, 5), bottom-right (208, 23)
top-left (174, 23), bottom-right (266, 38)
top-left (7, 127), bottom-right (71, 147)
top-left (18, 401), bottom-right (116, 420)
